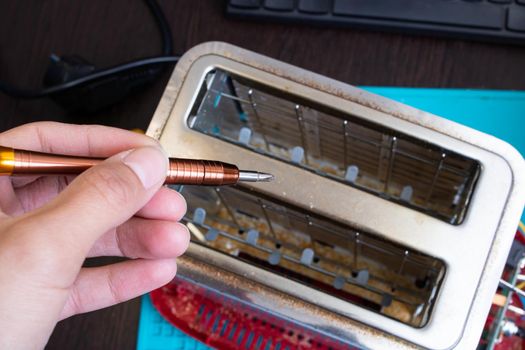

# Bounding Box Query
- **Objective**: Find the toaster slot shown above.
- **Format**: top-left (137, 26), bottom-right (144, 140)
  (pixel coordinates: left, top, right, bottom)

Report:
top-left (188, 69), bottom-right (480, 225)
top-left (178, 185), bottom-right (446, 328)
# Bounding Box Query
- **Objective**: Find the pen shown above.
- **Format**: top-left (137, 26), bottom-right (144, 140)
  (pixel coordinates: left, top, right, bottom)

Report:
top-left (0, 146), bottom-right (274, 186)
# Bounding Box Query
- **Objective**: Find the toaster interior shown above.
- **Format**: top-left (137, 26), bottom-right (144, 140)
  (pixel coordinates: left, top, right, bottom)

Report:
top-left (188, 68), bottom-right (481, 225)
top-left (177, 184), bottom-right (446, 328)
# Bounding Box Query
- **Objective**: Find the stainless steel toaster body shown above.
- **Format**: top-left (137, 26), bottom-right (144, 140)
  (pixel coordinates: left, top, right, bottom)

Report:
top-left (147, 42), bottom-right (525, 349)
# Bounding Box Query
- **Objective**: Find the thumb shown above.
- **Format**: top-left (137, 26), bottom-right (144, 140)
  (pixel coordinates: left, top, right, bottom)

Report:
top-left (25, 146), bottom-right (168, 255)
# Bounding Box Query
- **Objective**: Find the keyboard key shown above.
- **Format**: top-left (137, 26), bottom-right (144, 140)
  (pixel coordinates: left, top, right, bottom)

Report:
top-left (298, 0), bottom-right (332, 14)
top-left (489, 0), bottom-right (511, 3)
top-left (230, 0), bottom-right (260, 9)
top-left (333, 0), bottom-right (505, 29)
top-left (507, 5), bottom-right (525, 31)
top-left (264, 0), bottom-right (294, 11)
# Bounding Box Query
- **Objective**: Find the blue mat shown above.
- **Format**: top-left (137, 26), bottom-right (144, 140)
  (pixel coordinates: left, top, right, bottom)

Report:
top-left (137, 88), bottom-right (525, 350)
top-left (137, 295), bottom-right (210, 350)
top-left (365, 88), bottom-right (525, 160)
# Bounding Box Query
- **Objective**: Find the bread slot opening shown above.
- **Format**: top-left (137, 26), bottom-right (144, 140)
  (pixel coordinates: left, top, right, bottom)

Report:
top-left (178, 185), bottom-right (446, 327)
top-left (188, 68), bottom-right (480, 225)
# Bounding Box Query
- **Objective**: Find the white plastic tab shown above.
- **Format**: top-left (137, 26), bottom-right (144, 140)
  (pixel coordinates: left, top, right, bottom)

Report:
top-left (355, 269), bottom-right (369, 285)
top-left (300, 248), bottom-right (315, 265)
top-left (238, 127), bottom-right (252, 145)
top-left (205, 228), bottom-right (219, 241)
top-left (333, 276), bottom-right (346, 290)
top-left (268, 251), bottom-right (281, 265)
top-left (193, 208), bottom-right (206, 225)
top-left (400, 185), bottom-right (413, 202)
top-left (246, 229), bottom-right (259, 245)
top-left (345, 165), bottom-right (359, 183)
top-left (290, 146), bottom-right (305, 164)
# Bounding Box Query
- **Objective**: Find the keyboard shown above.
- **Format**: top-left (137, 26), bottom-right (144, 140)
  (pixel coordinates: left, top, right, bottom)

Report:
top-left (226, 0), bottom-right (525, 45)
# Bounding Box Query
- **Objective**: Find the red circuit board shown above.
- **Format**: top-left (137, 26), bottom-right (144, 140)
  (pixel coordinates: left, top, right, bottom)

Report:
top-left (479, 231), bottom-right (525, 350)
top-left (151, 279), bottom-right (359, 350)
top-left (481, 299), bottom-right (525, 350)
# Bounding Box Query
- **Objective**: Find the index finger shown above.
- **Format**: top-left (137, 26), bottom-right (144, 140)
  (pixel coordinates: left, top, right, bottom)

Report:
top-left (0, 121), bottom-right (158, 157)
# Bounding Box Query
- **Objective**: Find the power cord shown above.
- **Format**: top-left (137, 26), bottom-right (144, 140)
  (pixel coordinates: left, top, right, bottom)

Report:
top-left (0, 56), bottom-right (180, 99)
top-left (0, 0), bottom-right (180, 113)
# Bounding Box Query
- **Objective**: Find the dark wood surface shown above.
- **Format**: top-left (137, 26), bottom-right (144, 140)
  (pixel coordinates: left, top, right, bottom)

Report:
top-left (0, 1), bottom-right (524, 349)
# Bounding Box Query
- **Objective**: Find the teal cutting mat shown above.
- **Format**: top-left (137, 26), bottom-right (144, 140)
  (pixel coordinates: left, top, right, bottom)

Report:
top-left (137, 294), bottom-right (210, 350)
top-left (137, 88), bottom-right (525, 350)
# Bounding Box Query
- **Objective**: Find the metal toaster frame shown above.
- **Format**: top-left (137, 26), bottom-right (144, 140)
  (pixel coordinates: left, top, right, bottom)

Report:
top-left (147, 42), bottom-right (525, 349)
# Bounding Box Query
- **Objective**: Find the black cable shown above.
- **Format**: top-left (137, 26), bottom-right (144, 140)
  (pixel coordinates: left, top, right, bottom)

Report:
top-left (144, 0), bottom-right (173, 56)
top-left (0, 0), bottom-right (177, 99)
top-left (0, 56), bottom-right (180, 98)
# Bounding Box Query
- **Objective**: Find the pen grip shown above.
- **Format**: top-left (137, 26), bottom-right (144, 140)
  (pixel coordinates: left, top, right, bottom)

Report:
top-left (167, 159), bottom-right (239, 186)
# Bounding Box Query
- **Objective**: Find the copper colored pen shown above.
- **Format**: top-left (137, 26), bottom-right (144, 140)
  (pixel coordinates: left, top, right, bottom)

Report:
top-left (0, 146), bottom-right (274, 186)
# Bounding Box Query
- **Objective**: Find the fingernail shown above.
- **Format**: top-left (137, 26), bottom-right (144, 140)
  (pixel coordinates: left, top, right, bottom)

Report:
top-left (122, 146), bottom-right (168, 189)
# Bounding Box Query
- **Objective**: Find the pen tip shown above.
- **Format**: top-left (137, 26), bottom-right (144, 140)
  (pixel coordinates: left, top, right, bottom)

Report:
top-left (238, 171), bottom-right (275, 183)
top-left (258, 172), bottom-right (274, 182)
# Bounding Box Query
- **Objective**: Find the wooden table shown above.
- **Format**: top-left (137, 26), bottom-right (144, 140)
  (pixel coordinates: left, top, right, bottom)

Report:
top-left (0, 1), bottom-right (524, 348)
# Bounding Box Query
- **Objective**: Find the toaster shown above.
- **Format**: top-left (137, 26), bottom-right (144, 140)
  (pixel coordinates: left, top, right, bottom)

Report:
top-left (146, 42), bottom-right (525, 349)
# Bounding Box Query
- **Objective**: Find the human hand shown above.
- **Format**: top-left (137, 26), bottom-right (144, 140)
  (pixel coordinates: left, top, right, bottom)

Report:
top-left (0, 122), bottom-right (189, 349)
